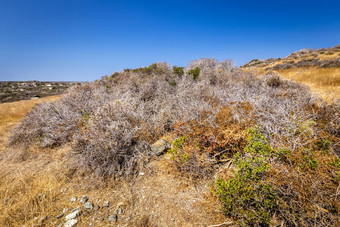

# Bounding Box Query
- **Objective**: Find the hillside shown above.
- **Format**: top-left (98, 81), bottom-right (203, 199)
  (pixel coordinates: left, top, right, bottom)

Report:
top-left (0, 81), bottom-right (77, 103)
top-left (0, 59), bottom-right (339, 226)
top-left (242, 45), bottom-right (340, 102)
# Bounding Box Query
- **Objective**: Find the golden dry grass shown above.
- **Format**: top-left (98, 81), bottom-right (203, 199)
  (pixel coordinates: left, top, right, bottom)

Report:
top-left (244, 67), bottom-right (340, 103)
top-left (275, 67), bottom-right (340, 103)
top-left (0, 96), bottom-right (60, 136)
top-left (0, 96), bottom-right (229, 226)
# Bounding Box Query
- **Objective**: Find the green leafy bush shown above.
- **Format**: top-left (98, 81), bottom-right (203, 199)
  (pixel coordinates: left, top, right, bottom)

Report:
top-left (172, 66), bottom-right (184, 77)
top-left (168, 136), bottom-right (186, 159)
top-left (214, 152), bottom-right (276, 226)
top-left (314, 138), bottom-right (331, 152)
top-left (245, 126), bottom-right (273, 156)
top-left (188, 67), bottom-right (200, 80)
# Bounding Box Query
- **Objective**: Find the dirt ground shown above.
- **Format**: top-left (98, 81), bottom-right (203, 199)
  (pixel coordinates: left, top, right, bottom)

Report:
top-left (0, 96), bottom-right (232, 226)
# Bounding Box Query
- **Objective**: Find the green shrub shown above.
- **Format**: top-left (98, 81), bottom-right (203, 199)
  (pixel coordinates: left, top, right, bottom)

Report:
top-left (214, 152), bottom-right (276, 226)
top-left (188, 67), bottom-right (200, 80)
top-left (173, 66), bottom-right (184, 77)
top-left (168, 136), bottom-right (186, 156)
top-left (301, 154), bottom-right (318, 170)
top-left (169, 81), bottom-right (177, 86)
top-left (314, 138), bottom-right (331, 152)
top-left (245, 126), bottom-right (273, 156)
top-left (300, 151), bottom-right (319, 170)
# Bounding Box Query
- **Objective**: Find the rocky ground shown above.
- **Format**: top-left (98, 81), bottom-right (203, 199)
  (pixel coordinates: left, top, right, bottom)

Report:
top-left (0, 81), bottom-right (77, 103)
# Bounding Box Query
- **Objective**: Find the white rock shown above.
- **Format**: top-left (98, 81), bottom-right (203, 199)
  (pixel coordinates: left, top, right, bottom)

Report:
top-left (70, 197), bottom-right (77, 203)
top-left (64, 219), bottom-right (78, 227)
top-left (103, 201), bottom-right (110, 207)
top-left (65, 209), bottom-right (80, 221)
top-left (84, 202), bottom-right (94, 210)
top-left (79, 196), bottom-right (88, 204)
top-left (108, 214), bottom-right (117, 222)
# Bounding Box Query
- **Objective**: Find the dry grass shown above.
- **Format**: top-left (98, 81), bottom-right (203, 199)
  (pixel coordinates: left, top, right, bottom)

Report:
top-left (275, 67), bottom-right (340, 102)
top-left (0, 147), bottom-right (228, 226)
top-left (245, 67), bottom-right (340, 103)
top-left (0, 96), bottom-right (60, 136)
top-left (0, 96), bottom-right (228, 226)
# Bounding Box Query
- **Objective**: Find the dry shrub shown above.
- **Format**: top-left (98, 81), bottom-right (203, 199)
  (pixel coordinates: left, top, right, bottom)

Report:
top-left (9, 58), bottom-right (319, 178)
top-left (265, 73), bottom-right (282, 87)
top-left (267, 147), bottom-right (340, 226)
top-left (168, 105), bottom-right (251, 179)
top-left (214, 125), bottom-right (340, 226)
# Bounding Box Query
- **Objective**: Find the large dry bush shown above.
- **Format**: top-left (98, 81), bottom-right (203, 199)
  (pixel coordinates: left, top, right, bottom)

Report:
top-left (9, 59), bottom-right (322, 178)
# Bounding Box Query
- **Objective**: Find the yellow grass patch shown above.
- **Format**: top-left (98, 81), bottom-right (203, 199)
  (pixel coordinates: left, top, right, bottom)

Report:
top-left (244, 67), bottom-right (340, 103)
top-left (0, 96), bottom-right (60, 136)
top-left (275, 67), bottom-right (340, 103)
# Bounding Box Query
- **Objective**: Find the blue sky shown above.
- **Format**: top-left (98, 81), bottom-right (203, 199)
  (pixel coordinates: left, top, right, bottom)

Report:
top-left (0, 0), bottom-right (339, 81)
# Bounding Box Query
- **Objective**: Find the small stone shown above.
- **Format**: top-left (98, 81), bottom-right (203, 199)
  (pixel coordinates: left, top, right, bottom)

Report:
top-left (139, 172), bottom-right (145, 176)
top-left (151, 139), bottom-right (170, 156)
top-left (103, 201), bottom-right (110, 207)
top-left (33, 217), bottom-right (38, 221)
top-left (58, 223), bottom-right (63, 227)
top-left (64, 219), bottom-right (78, 227)
top-left (65, 209), bottom-right (80, 221)
top-left (63, 208), bottom-right (69, 213)
top-left (56, 213), bottom-right (64, 219)
top-left (115, 207), bottom-right (122, 215)
top-left (108, 214), bottom-right (117, 223)
top-left (80, 196), bottom-right (88, 204)
top-left (70, 197), bottom-right (77, 203)
top-left (84, 202), bottom-right (94, 210)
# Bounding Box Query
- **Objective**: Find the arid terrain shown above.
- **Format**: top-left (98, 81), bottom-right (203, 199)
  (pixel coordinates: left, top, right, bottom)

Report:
top-left (242, 45), bottom-right (340, 103)
top-left (0, 93), bottom-right (228, 226)
top-left (0, 54), bottom-right (339, 227)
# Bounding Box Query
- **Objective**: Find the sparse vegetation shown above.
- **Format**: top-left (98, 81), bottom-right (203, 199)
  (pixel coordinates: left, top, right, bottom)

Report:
top-left (3, 57), bottom-right (340, 226)
top-left (187, 67), bottom-right (201, 79)
top-left (242, 45), bottom-right (340, 102)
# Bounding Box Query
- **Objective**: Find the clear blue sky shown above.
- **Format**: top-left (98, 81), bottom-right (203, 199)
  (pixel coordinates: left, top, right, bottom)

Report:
top-left (1, 0), bottom-right (339, 81)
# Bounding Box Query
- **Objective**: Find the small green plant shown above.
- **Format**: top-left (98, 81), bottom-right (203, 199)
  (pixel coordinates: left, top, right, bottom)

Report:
top-left (169, 81), bottom-right (177, 86)
top-left (168, 136), bottom-right (190, 163)
top-left (245, 126), bottom-right (273, 156)
top-left (301, 154), bottom-right (318, 170)
top-left (111, 72), bottom-right (120, 78)
top-left (314, 139), bottom-right (331, 152)
top-left (173, 66), bottom-right (184, 77)
top-left (330, 158), bottom-right (340, 169)
top-left (214, 152), bottom-right (276, 226)
top-left (329, 158), bottom-right (340, 181)
top-left (168, 136), bottom-right (186, 155)
top-left (188, 67), bottom-right (200, 80)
